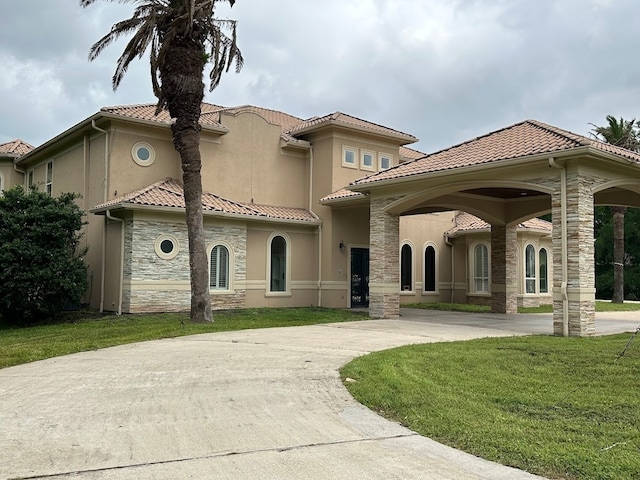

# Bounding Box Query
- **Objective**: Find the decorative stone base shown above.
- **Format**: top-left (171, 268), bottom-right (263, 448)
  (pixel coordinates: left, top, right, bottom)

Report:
top-left (552, 300), bottom-right (596, 337)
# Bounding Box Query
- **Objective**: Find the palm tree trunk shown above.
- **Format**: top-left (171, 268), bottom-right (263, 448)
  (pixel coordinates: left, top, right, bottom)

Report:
top-left (612, 206), bottom-right (626, 303)
top-left (161, 36), bottom-right (212, 323)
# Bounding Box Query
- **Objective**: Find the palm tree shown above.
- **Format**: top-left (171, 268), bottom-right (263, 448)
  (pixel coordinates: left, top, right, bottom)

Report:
top-left (81, 0), bottom-right (243, 322)
top-left (591, 115), bottom-right (639, 303)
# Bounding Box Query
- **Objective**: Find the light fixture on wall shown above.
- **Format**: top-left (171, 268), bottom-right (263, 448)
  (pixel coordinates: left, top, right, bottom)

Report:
top-left (339, 241), bottom-right (345, 253)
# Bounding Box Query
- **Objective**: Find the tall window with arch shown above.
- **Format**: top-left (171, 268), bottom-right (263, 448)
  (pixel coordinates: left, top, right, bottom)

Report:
top-left (424, 245), bottom-right (436, 292)
top-left (539, 248), bottom-right (548, 293)
top-left (400, 243), bottom-right (413, 291)
top-left (525, 244), bottom-right (536, 293)
top-left (270, 235), bottom-right (287, 292)
top-left (474, 244), bottom-right (489, 292)
top-left (210, 244), bottom-right (230, 290)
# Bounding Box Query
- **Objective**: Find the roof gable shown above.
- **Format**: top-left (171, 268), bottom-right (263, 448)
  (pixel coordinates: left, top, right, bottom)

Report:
top-left (353, 119), bottom-right (640, 186)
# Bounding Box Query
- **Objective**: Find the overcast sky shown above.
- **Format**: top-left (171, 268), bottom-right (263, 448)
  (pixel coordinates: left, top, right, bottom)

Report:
top-left (1, 0), bottom-right (639, 153)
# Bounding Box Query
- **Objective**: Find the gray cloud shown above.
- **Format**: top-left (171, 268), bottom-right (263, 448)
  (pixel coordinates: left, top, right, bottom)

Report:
top-left (1, 0), bottom-right (639, 154)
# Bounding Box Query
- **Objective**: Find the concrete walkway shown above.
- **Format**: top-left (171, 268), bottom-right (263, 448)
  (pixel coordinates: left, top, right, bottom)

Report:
top-left (1, 310), bottom-right (637, 479)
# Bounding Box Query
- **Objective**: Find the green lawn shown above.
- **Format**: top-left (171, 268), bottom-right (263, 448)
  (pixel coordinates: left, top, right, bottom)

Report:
top-left (341, 333), bottom-right (640, 480)
top-left (0, 307), bottom-right (367, 369)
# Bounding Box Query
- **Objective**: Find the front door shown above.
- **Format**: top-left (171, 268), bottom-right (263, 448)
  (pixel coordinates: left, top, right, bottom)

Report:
top-left (350, 247), bottom-right (369, 308)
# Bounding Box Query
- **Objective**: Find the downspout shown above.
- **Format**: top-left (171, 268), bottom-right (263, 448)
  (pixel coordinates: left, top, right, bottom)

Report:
top-left (91, 120), bottom-right (110, 313)
top-left (106, 209), bottom-right (124, 316)
top-left (549, 157), bottom-right (569, 337)
top-left (13, 159), bottom-right (26, 177)
top-left (308, 144), bottom-right (322, 307)
top-left (444, 233), bottom-right (455, 303)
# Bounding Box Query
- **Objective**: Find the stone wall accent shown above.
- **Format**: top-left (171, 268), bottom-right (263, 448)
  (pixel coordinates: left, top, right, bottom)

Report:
top-left (122, 218), bottom-right (247, 313)
top-left (552, 171), bottom-right (596, 336)
top-left (490, 225), bottom-right (518, 314)
top-left (369, 197), bottom-right (400, 318)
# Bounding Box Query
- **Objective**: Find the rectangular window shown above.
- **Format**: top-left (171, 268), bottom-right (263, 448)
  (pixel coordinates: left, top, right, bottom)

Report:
top-left (342, 146), bottom-right (357, 168)
top-left (379, 154), bottom-right (392, 171)
top-left (361, 150), bottom-right (375, 171)
top-left (46, 161), bottom-right (53, 195)
top-left (27, 170), bottom-right (34, 188)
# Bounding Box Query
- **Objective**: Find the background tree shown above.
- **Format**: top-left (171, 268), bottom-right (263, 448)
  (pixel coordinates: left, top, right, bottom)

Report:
top-left (81, 0), bottom-right (243, 322)
top-left (0, 186), bottom-right (88, 325)
top-left (591, 115), bottom-right (639, 303)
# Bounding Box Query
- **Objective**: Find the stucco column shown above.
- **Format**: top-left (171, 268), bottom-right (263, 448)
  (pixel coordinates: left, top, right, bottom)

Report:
top-left (491, 225), bottom-right (518, 314)
top-left (552, 171), bottom-right (596, 336)
top-left (369, 197), bottom-right (400, 318)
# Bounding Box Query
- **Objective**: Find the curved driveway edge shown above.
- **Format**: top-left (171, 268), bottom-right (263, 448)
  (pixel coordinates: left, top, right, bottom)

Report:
top-left (1, 310), bottom-right (636, 479)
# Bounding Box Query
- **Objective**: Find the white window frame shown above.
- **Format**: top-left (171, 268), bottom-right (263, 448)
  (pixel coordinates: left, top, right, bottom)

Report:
top-left (45, 161), bottom-right (53, 195)
top-left (0, 172), bottom-right (4, 193)
top-left (131, 142), bottom-right (156, 167)
top-left (524, 243), bottom-right (536, 294)
top-left (209, 242), bottom-right (233, 292)
top-left (471, 242), bottom-right (490, 293)
top-left (379, 153), bottom-right (392, 171)
top-left (423, 242), bottom-right (438, 293)
top-left (361, 149), bottom-right (376, 171)
top-left (154, 234), bottom-right (180, 260)
top-left (342, 146), bottom-right (357, 169)
top-left (266, 232), bottom-right (291, 296)
top-left (27, 169), bottom-right (34, 189)
top-left (400, 241), bottom-right (414, 293)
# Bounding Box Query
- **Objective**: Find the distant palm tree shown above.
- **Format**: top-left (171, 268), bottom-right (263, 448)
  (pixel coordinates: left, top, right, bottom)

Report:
top-left (81, 0), bottom-right (243, 322)
top-left (591, 115), bottom-right (639, 303)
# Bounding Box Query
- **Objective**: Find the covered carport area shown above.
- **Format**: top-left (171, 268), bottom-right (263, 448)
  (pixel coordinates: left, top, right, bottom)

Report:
top-left (349, 120), bottom-right (640, 336)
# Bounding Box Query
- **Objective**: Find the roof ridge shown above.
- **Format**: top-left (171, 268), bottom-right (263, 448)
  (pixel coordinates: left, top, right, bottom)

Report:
top-left (220, 104), bottom-right (304, 120)
top-left (524, 119), bottom-right (591, 147)
top-left (201, 190), bottom-right (267, 217)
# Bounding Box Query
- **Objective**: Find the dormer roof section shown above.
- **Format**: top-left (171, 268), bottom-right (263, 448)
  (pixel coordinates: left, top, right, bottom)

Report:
top-left (287, 111), bottom-right (418, 145)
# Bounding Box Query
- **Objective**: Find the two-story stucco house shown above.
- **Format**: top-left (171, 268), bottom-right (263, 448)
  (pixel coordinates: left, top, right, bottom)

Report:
top-left (1, 104), bottom-right (555, 318)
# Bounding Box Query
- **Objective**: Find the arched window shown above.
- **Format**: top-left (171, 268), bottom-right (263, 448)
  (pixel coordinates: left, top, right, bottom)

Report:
top-left (400, 243), bottom-right (413, 291)
top-left (424, 245), bottom-right (436, 292)
top-left (473, 244), bottom-right (489, 292)
top-left (539, 248), bottom-right (548, 293)
top-left (210, 244), bottom-right (230, 290)
top-left (525, 244), bottom-right (536, 293)
top-left (270, 235), bottom-right (287, 292)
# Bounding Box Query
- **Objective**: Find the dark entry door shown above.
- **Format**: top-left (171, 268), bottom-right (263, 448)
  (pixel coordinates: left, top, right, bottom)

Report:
top-left (350, 248), bottom-right (369, 308)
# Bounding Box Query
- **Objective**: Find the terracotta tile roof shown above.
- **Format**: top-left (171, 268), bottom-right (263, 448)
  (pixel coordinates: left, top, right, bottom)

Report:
top-left (446, 212), bottom-right (552, 236)
top-left (400, 145), bottom-right (426, 162)
top-left (288, 112), bottom-right (418, 144)
top-left (353, 119), bottom-right (640, 186)
top-left (214, 105), bottom-right (304, 132)
top-left (320, 187), bottom-right (367, 204)
top-left (91, 178), bottom-right (318, 223)
top-left (0, 139), bottom-right (35, 157)
top-left (101, 103), bottom-right (226, 128)
top-left (100, 103), bottom-right (418, 148)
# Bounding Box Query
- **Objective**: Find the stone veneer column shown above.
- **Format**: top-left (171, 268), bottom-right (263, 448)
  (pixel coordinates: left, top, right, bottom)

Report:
top-left (552, 171), bottom-right (596, 336)
top-left (369, 197), bottom-right (400, 319)
top-left (491, 225), bottom-right (518, 314)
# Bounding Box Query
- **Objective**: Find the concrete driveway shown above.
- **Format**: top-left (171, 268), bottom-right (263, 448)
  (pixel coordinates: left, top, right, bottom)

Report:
top-left (1, 310), bottom-right (637, 479)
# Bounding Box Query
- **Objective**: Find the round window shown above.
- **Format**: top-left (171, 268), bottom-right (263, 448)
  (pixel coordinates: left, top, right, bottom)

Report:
top-left (131, 142), bottom-right (156, 166)
top-left (154, 234), bottom-right (179, 260)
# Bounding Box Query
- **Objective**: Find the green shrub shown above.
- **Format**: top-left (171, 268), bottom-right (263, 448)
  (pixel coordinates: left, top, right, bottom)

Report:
top-left (0, 186), bottom-right (88, 325)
